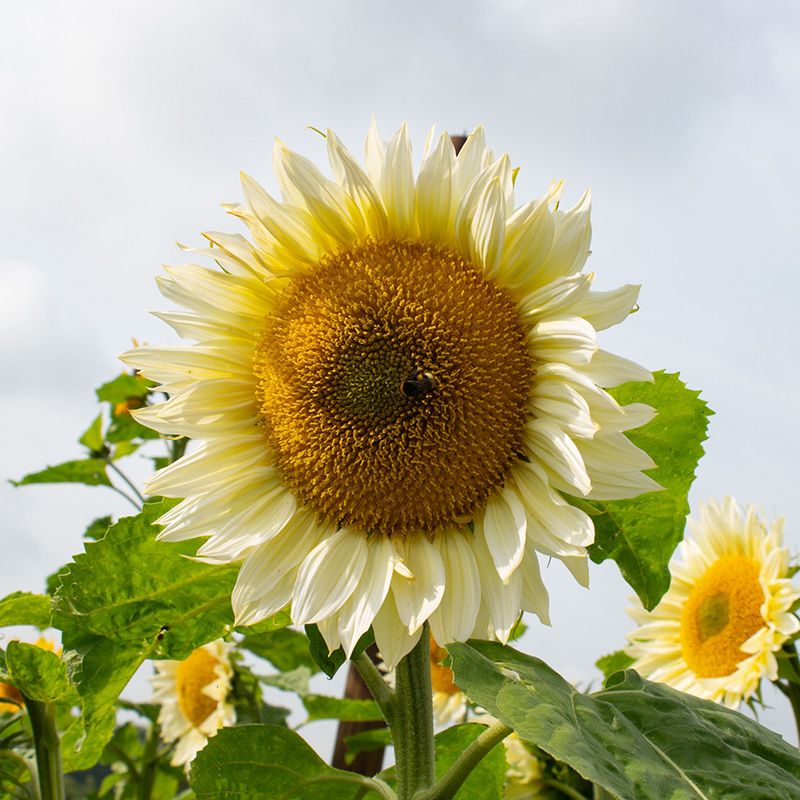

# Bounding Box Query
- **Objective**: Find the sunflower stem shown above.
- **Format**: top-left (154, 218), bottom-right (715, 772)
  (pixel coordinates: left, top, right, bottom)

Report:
top-left (388, 624), bottom-right (435, 800)
top-left (777, 642), bottom-right (800, 748)
top-left (25, 698), bottom-right (64, 800)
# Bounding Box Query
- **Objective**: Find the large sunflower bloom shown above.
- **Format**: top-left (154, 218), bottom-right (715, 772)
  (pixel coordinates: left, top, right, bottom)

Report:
top-left (626, 498), bottom-right (800, 707)
top-left (122, 122), bottom-right (658, 667)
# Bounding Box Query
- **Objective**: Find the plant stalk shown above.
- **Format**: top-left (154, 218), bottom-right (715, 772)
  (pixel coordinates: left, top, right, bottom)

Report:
top-left (24, 699), bottom-right (64, 800)
top-left (390, 625), bottom-right (436, 799)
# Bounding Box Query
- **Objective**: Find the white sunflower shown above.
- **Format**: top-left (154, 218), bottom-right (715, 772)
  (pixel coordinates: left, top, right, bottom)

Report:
top-left (626, 497), bottom-right (800, 707)
top-left (150, 640), bottom-right (236, 766)
top-left (122, 121), bottom-right (659, 668)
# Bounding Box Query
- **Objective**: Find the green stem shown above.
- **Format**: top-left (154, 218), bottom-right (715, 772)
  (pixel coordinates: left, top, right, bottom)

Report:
top-left (416, 721), bottom-right (512, 800)
top-left (540, 778), bottom-right (590, 800)
top-left (106, 459), bottom-right (145, 505)
top-left (109, 483), bottom-right (142, 511)
top-left (138, 721), bottom-right (160, 800)
top-left (390, 625), bottom-right (436, 800)
top-left (25, 699), bottom-right (64, 800)
top-left (353, 650), bottom-right (395, 711)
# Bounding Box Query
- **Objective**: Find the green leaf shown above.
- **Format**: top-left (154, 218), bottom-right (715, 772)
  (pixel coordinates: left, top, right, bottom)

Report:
top-left (596, 650), bottom-right (635, 681)
top-left (305, 623), bottom-right (346, 678)
top-left (107, 410), bottom-right (160, 443)
top-left (0, 591), bottom-right (51, 628)
top-left (343, 728), bottom-right (393, 764)
top-left (84, 515), bottom-right (113, 541)
top-left (379, 724), bottom-right (506, 800)
top-left (11, 458), bottom-right (112, 488)
top-left (240, 627), bottom-right (318, 673)
top-left (189, 725), bottom-right (382, 798)
top-left (302, 694), bottom-right (383, 723)
top-left (79, 414), bottom-right (106, 454)
top-left (112, 440), bottom-right (140, 460)
top-left (52, 498), bottom-right (239, 660)
top-left (238, 609), bottom-right (292, 635)
top-left (96, 373), bottom-right (154, 403)
top-left (5, 642), bottom-right (78, 704)
top-left (449, 640), bottom-right (800, 800)
top-left (51, 499), bottom-right (240, 770)
top-left (577, 371), bottom-right (712, 609)
top-left (261, 666), bottom-right (313, 696)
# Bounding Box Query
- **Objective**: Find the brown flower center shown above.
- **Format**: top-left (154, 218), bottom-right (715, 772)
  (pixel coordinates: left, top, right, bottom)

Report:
top-left (254, 239), bottom-right (532, 535)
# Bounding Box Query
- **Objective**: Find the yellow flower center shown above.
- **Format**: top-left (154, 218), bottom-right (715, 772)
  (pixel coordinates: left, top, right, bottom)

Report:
top-left (680, 555), bottom-right (765, 678)
top-left (174, 647), bottom-right (221, 728)
top-left (429, 639), bottom-right (460, 695)
top-left (254, 240), bottom-right (532, 536)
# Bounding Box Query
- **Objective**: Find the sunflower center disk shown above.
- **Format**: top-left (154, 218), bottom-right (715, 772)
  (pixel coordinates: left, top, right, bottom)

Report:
top-left (679, 555), bottom-right (765, 678)
top-left (254, 240), bottom-right (532, 536)
top-left (175, 648), bottom-right (220, 728)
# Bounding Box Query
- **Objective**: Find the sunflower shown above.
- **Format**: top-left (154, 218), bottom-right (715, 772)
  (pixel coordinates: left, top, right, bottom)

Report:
top-left (122, 121), bottom-right (658, 667)
top-left (626, 497), bottom-right (800, 707)
top-left (150, 640), bottom-right (236, 766)
top-left (503, 733), bottom-right (547, 799)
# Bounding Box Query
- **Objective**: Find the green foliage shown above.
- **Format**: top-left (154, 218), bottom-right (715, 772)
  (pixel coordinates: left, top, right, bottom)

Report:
top-left (189, 725), bottom-right (384, 798)
top-left (95, 373), bottom-right (153, 404)
top-left (240, 627), bottom-right (318, 673)
top-left (49, 500), bottom-right (246, 768)
top-left (84, 515), bottom-right (114, 541)
top-left (12, 458), bottom-right (112, 488)
top-left (576, 371), bottom-right (712, 609)
top-left (302, 695), bottom-right (383, 723)
top-left (52, 498), bottom-right (239, 660)
top-left (305, 623), bottom-right (346, 678)
top-left (0, 591), bottom-right (52, 628)
top-left (596, 650), bottom-right (635, 682)
top-left (79, 414), bottom-right (106, 454)
top-left (5, 642), bottom-right (77, 704)
top-left (449, 640), bottom-right (800, 800)
top-left (343, 728), bottom-right (393, 764)
top-left (379, 724), bottom-right (506, 800)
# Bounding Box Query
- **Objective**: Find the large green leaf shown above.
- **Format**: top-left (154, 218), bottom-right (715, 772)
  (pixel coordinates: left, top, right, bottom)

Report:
top-left (5, 642), bottom-right (77, 704)
top-left (379, 723), bottom-right (506, 800)
top-left (577, 371), bottom-right (712, 609)
top-left (51, 499), bottom-right (257, 770)
top-left (11, 458), bottom-right (112, 488)
top-left (449, 640), bottom-right (800, 800)
top-left (52, 498), bottom-right (239, 660)
top-left (95, 373), bottom-right (154, 404)
top-left (189, 725), bottom-right (384, 798)
top-left (596, 650), bottom-right (635, 681)
top-left (0, 592), bottom-right (51, 627)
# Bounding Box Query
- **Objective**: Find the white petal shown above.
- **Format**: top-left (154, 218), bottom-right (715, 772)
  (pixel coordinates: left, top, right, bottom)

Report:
top-left (232, 512), bottom-right (322, 625)
top-left (467, 176), bottom-right (506, 278)
top-left (372, 595), bottom-right (422, 670)
top-left (520, 545), bottom-right (551, 625)
top-left (571, 284), bottom-right (641, 331)
top-left (525, 418), bottom-right (592, 496)
top-left (364, 116), bottom-right (386, 186)
top-left (578, 431), bottom-right (656, 473)
top-left (326, 129), bottom-right (388, 238)
top-left (482, 488), bottom-right (527, 583)
top-left (528, 315), bottom-right (598, 366)
top-left (380, 123), bottom-right (415, 238)
top-left (473, 520), bottom-right (522, 642)
top-left (337, 535), bottom-right (395, 657)
top-left (530, 379), bottom-right (598, 439)
top-left (429, 531), bottom-right (481, 644)
top-left (583, 349), bottom-right (653, 387)
top-left (292, 528), bottom-right (368, 625)
top-left (519, 273), bottom-right (594, 319)
top-left (416, 131), bottom-right (456, 243)
top-left (392, 535), bottom-right (445, 633)
top-left (498, 197), bottom-right (555, 289)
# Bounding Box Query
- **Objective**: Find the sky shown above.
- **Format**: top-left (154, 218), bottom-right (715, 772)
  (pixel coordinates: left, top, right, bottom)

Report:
top-left (2, 0), bottom-right (799, 756)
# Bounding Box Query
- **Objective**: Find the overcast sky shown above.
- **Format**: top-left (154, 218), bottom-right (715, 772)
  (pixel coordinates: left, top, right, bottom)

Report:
top-left (2, 0), bottom-right (799, 752)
